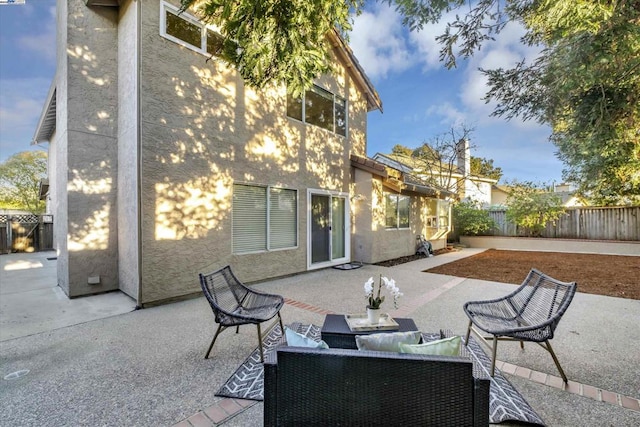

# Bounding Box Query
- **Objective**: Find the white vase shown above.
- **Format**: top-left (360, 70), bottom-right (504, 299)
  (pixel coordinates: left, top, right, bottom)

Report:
top-left (367, 307), bottom-right (381, 325)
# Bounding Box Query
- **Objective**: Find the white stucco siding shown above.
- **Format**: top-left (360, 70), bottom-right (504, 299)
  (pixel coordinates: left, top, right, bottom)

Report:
top-left (465, 180), bottom-right (493, 206)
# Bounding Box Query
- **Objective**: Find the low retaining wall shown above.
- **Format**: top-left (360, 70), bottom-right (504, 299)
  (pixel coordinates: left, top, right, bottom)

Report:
top-left (460, 236), bottom-right (640, 257)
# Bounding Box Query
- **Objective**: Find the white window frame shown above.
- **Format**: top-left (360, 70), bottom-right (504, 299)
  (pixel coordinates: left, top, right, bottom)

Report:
top-left (160, 1), bottom-right (223, 57)
top-left (287, 84), bottom-right (348, 137)
top-left (384, 192), bottom-right (410, 230)
top-left (232, 183), bottom-right (298, 254)
top-left (306, 189), bottom-right (351, 270)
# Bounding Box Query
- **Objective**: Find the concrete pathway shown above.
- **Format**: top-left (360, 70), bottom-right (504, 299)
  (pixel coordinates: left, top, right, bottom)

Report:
top-left (0, 251), bottom-right (136, 341)
top-left (1, 249), bottom-right (638, 426)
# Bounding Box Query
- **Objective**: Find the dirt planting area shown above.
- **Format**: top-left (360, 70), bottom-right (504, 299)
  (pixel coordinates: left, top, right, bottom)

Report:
top-left (422, 249), bottom-right (639, 300)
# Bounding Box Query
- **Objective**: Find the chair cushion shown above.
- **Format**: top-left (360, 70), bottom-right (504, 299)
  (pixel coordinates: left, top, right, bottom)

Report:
top-left (285, 327), bottom-right (329, 349)
top-left (355, 330), bottom-right (422, 352)
top-left (399, 335), bottom-right (461, 356)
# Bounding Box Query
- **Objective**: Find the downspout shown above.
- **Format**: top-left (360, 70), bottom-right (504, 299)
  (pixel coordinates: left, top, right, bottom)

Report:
top-left (135, 0), bottom-right (143, 308)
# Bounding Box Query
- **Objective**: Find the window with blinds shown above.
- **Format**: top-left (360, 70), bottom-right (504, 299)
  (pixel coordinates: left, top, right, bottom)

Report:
top-left (232, 184), bottom-right (297, 253)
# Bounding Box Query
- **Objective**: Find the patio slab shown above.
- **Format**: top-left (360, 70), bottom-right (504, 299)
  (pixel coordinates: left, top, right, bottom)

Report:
top-left (0, 249), bottom-right (638, 426)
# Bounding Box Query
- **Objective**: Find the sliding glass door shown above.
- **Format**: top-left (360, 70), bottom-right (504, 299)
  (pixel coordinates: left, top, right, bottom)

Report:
top-left (308, 190), bottom-right (349, 269)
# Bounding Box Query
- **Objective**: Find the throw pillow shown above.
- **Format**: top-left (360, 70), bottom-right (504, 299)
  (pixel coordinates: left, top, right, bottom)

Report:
top-left (284, 327), bottom-right (329, 349)
top-left (355, 330), bottom-right (422, 352)
top-left (399, 335), bottom-right (461, 356)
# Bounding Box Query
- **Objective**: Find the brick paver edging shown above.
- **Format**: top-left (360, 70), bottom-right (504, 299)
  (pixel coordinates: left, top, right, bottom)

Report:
top-left (173, 398), bottom-right (257, 427)
top-left (497, 360), bottom-right (640, 413)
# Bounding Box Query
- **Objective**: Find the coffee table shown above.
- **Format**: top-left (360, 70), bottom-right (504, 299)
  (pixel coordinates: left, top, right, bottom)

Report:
top-left (321, 313), bottom-right (419, 349)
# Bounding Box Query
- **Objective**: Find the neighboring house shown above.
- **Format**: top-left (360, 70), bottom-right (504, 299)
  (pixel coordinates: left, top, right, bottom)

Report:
top-left (373, 141), bottom-right (498, 207)
top-left (31, 0), bottom-right (449, 307)
top-left (491, 184), bottom-right (511, 208)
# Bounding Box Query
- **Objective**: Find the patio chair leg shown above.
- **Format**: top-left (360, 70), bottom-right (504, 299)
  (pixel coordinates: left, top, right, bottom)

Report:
top-left (235, 325), bottom-right (240, 333)
top-left (520, 340), bottom-right (524, 350)
top-left (544, 340), bottom-right (568, 383)
top-left (464, 320), bottom-right (472, 346)
top-left (205, 324), bottom-right (225, 359)
top-left (490, 336), bottom-right (498, 377)
top-left (257, 323), bottom-right (265, 363)
top-left (277, 312), bottom-right (284, 335)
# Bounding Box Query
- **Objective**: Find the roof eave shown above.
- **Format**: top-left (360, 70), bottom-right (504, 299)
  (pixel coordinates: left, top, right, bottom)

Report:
top-left (32, 80), bottom-right (56, 145)
top-left (328, 29), bottom-right (382, 113)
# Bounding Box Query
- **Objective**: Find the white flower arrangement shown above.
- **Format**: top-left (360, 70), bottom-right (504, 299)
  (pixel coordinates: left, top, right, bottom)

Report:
top-left (364, 275), bottom-right (402, 309)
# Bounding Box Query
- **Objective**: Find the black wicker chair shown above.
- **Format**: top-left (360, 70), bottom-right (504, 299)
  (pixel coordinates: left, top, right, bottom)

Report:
top-left (199, 265), bottom-right (284, 362)
top-left (464, 268), bottom-right (577, 382)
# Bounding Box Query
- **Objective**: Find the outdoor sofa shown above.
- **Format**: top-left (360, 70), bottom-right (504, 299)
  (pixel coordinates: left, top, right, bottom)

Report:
top-left (264, 343), bottom-right (490, 426)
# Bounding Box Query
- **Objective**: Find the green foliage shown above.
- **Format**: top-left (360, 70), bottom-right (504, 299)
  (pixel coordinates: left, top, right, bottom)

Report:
top-left (505, 181), bottom-right (565, 237)
top-left (470, 156), bottom-right (502, 181)
top-left (452, 200), bottom-right (495, 236)
top-left (180, 0), bottom-right (364, 97)
top-left (0, 151), bottom-right (47, 214)
top-left (391, 144), bottom-right (414, 157)
top-left (480, 1), bottom-right (640, 205)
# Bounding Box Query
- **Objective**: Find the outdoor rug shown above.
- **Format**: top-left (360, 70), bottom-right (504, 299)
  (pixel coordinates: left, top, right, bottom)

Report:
top-left (216, 323), bottom-right (545, 426)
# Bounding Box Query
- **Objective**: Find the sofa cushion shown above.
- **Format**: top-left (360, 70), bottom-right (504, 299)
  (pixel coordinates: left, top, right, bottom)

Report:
top-left (355, 330), bottom-right (421, 352)
top-left (285, 327), bottom-right (329, 349)
top-left (399, 335), bottom-right (461, 356)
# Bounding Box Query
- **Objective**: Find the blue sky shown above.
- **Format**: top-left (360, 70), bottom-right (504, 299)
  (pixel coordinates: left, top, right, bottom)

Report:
top-left (0, 1), bottom-right (564, 184)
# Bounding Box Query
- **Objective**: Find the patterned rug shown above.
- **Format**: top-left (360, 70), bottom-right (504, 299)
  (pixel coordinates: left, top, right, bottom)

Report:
top-left (216, 323), bottom-right (545, 425)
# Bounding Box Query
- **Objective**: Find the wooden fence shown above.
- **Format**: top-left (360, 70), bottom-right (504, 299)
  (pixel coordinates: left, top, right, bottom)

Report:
top-left (486, 206), bottom-right (639, 241)
top-left (0, 214), bottom-right (54, 254)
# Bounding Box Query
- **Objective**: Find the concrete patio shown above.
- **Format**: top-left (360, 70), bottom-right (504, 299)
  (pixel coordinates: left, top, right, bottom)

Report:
top-left (1, 250), bottom-right (638, 426)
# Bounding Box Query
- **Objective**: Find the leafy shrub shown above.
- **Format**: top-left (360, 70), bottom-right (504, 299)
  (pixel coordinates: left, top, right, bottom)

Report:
top-left (452, 201), bottom-right (496, 236)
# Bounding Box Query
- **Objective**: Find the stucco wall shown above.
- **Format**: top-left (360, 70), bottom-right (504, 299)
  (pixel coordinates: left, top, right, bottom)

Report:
top-left (136, 0), bottom-right (370, 304)
top-left (61, 0), bottom-right (119, 297)
top-left (54, 0), bottom-right (69, 294)
top-left (117, 0), bottom-right (140, 301)
top-left (351, 169), bottom-right (447, 264)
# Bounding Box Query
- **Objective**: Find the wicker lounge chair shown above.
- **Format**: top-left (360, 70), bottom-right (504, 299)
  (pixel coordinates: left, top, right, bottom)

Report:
top-left (464, 268), bottom-right (577, 382)
top-left (199, 265), bottom-right (284, 362)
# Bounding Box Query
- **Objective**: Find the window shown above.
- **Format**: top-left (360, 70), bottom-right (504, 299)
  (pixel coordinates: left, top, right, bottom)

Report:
top-left (233, 184), bottom-right (298, 253)
top-left (424, 199), bottom-right (451, 239)
top-left (385, 193), bottom-right (410, 229)
top-left (161, 2), bottom-right (225, 57)
top-left (287, 84), bottom-right (348, 136)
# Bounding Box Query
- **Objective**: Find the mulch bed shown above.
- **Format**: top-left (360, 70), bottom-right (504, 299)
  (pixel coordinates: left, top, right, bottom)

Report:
top-left (423, 249), bottom-right (639, 300)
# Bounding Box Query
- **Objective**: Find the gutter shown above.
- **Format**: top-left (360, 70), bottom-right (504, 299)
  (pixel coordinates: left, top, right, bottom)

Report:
top-left (135, 0), bottom-right (143, 307)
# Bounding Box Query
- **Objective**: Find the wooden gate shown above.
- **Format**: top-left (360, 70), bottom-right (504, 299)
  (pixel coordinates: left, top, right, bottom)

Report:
top-left (0, 214), bottom-right (54, 254)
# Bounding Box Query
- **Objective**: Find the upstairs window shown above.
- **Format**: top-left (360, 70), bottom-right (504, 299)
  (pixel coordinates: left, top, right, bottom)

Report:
top-left (287, 85), bottom-right (347, 136)
top-left (161, 2), bottom-right (225, 56)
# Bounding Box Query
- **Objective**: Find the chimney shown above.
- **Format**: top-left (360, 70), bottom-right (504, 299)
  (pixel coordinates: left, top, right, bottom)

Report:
top-left (456, 138), bottom-right (470, 176)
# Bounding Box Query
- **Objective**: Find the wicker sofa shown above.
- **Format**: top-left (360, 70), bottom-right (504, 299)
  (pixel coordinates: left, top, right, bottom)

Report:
top-left (264, 341), bottom-right (490, 426)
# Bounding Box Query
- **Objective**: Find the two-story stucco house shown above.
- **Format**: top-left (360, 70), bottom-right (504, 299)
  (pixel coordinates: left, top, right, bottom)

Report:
top-left (33, 0), bottom-right (452, 307)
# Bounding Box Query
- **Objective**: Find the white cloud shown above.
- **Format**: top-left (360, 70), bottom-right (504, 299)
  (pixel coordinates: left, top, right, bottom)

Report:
top-left (350, 5), bottom-right (414, 80)
top-left (425, 102), bottom-right (467, 127)
top-left (18, 5), bottom-right (56, 65)
top-left (457, 22), bottom-right (544, 129)
top-left (407, 9), bottom-right (457, 71)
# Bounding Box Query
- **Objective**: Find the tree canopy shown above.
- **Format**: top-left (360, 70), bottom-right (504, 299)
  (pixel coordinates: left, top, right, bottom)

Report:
top-left (470, 157), bottom-right (502, 182)
top-left (0, 151), bottom-right (47, 214)
top-left (181, 0), bottom-right (639, 205)
top-left (505, 180), bottom-right (565, 237)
